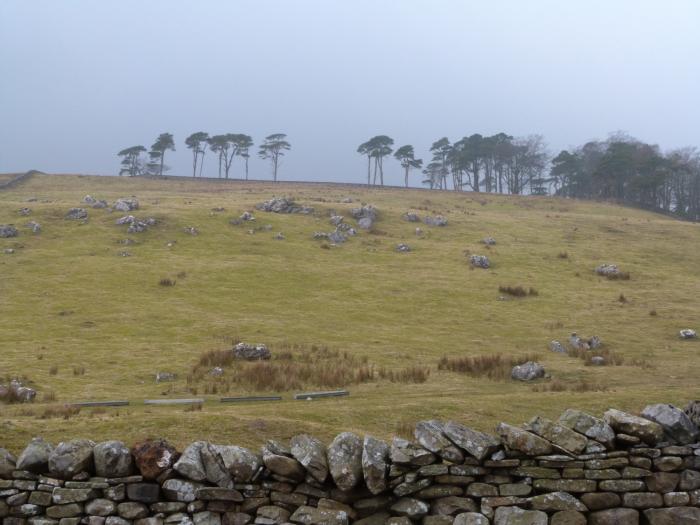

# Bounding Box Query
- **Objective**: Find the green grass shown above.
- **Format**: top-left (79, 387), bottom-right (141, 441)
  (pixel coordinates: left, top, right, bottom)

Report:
top-left (1, 173), bottom-right (700, 453)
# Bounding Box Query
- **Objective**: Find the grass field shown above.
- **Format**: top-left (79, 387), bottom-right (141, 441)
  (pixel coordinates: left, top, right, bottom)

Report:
top-left (1, 173), bottom-right (699, 454)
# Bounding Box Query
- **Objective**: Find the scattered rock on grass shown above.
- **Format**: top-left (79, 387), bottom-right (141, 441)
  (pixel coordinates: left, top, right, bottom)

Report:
top-left (396, 243), bottom-right (411, 253)
top-left (469, 255), bottom-right (490, 269)
top-left (183, 226), bottom-right (199, 236)
top-left (402, 212), bottom-right (420, 223)
top-left (481, 237), bottom-right (496, 245)
top-left (65, 208), bottom-right (87, 220)
top-left (423, 215), bottom-right (447, 226)
top-left (240, 212), bottom-right (255, 222)
top-left (0, 379), bottom-right (37, 403)
top-left (590, 356), bottom-right (605, 366)
top-left (208, 367), bottom-right (224, 377)
top-left (256, 197), bottom-right (313, 214)
top-left (549, 341), bottom-right (566, 353)
top-left (4, 248), bottom-right (15, 254)
top-left (274, 232), bottom-right (285, 240)
top-left (18, 207), bottom-right (31, 216)
top-left (351, 205), bottom-right (377, 229)
top-left (0, 225), bottom-right (18, 238)
top-left (330, 215), bottom-right (344, 227)
top-left (511, 361), bottom-right (545, 381)
top-left (233, 343), bottom-right (271, 360)
top-left (26, 221), bottom-right (41, 233)
top-left (155, 372), bottom-right (176, 383)
top-left (680, 329), bottom-right (697, 339)
top-left (114, 198), bottom-right (139, 212)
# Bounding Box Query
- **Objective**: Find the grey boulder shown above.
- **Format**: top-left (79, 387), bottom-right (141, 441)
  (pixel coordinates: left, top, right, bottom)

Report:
top-left (16, 437), bottom-right (53, 472)
top-left (94, 441), bottom-right (133, 478)
top-left (511, 361), bottom-right (545, 381)
top-left (290, 434), bottom-right (329, 483)
top-left (327, 432), bottom-right (363, 491)
top-left (603, 408), bottom-right (664, 445)
top-left (641, 403), bottom-right (699, 444)
top-left (361, 435), bottom-right (389, 495)
top-left (49, 439), bottom-right (96, 479)
top-left (415, 420), bottom-right (464, 463)
top-left (442, 421), bottom-right (500, 461)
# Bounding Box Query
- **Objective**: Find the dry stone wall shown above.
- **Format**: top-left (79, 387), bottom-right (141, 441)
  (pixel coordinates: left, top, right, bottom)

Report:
top-left (3, 403), bottom-right (700, 525)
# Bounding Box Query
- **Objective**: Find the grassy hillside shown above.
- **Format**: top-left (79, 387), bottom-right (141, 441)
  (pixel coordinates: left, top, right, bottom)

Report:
top-left (1, 173), bottom-right (699, 453)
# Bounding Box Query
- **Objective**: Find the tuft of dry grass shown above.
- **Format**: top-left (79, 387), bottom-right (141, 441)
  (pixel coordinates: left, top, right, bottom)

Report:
top-left (39, 404), bottom-right (81, 420)
top-left (378, 366), bottom-right (430, 384)
top-left (49, 365), bottom-right (58, 376)
top-left (438, 354), bottom-right (540, 381)
top-left (618, 293), bottom-right (628, 303)
top-left (557, 252), bottom-right (569, 259)
top-left (73, 366), bottom-right (86, 376)
top-left (532, 378), bottom-right (608, 393)
top-left (605, 271), bottom-right (631, 281)
top-left (159, 278), bottom-right (176, 287)
top-left (499, 285), bottom-right (538, 297)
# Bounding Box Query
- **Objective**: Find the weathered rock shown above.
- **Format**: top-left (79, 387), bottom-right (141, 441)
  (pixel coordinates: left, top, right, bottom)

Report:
top-left (431, 496), bottom-right (477, 515)
top-left (200, 443), bottom-right (233, 488)
top-left (423, 216), bottom-right (447, 227)
top-left (604, 409), bottom-right (664, 445)
top-left (26, 221), bottom-right (41, 233)
top-left (131, 439), bottom-right (179, 480)
top-left (126, 483), bottom-right (160, 503)
top-left (46, 503), bottom-right (84, 519)
top-left (83, 195), bottom-right (97, 204)
top-left (195, 488), bottom-right (243, 502)
top-left (17, 208), bottom-right (30, 216)
top-left (324, 433), bottom-right (362, 491)
top-left (415, 421), bottom-right (465, 463)
top-left (289, 505), bottom-right (347, 525)
top-left (558, 409), bottom-right (615, 448)
top-left (361, 435), bottom-right (388, 495)
top-left (48, 440), bottom-right (95, 479)
top-left (529, 492), bottom-right (587, 512)
top-left (0, 224), bottom-right (19, 237)
top-left (595, 264), bottom-right (622, 277)
top-left (85, 499), bottom-right (117, 517)
top-left (262, 441), bottom-right (305, 481)
top-left (233, 343), bottom-right (271, 361)
top-left (52, 488), bottom-right (99, 504)
top-left (469, 255), bottom-right (490, 269)
top-left (256, 197), bottom-right (313, 215)
top-left (114, 198), bottom-right (139, 212)
top-left (17, 438), bottom-right (54, 473)
top-left (402, 213), bottom-right (420, 223)
top-left (493, 506), bottom-right (547, 525)
top-left (117, 502), bottom-right (149, 519)
top-left (6, 379), bottom-right (37, 402)
top-left (162, 479), bottom-right (206, 502)
top-left (94, 441), bottom-right (133, 478)
top-left (328, 230), bottom-right (347, 244)
top-left (395, 243), bottom-right (411, 253)
top-left (174, 442), bottom-right (207, 481)
top-left (65, 208), bottom-right (88, 220)
top-left (442, 421), bottom-right (500, 461)
top-left (454, 513), bottom-right (489, 525)
top-left (357, 217), bottom-right (373, 230)
top-left (680, 329), bottom-right (697, 339)
top-left (290, 435), bottom-right (328, 483)
top-left (511, 362), bottom-right (545, 381)
top-left (155, 372), bottom-right (176, 383)
top-left (240, 212), bottom-right (255, 222)
top-left (643, 507), bottom-right (700, 524)
top-left (641, 404), bottom-right (699, 444)
top-left (526, 416), bottom-right (588, 454)
top-left (215, 445), bottom-right (260, 483)
top-left (550, 511), bottom-right (586, 525)
top-left (390, 437), bottom-right (436, 466)
top-left (496, 423), bottom-right (552, 455)
top-left (390, 498), bottom-right (429, 519)
top-left (0, 448), bottom-right (17, 477)
top-left (549, 341), bottom-right (567, 353)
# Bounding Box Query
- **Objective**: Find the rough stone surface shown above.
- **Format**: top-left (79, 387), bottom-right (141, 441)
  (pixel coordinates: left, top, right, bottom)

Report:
top-left (604, 409), bottom-right (665, 445)
top-left (511, 361), bottom-right (545, 381)
top-left (414, 421), bottom-right (464, 463)
top-left (232, 343), bottom-right (271, 361)
top-left (443, 421), bottom-right (500, 461)
top-left (496, 423), bottom-right (553, 456)
top-left (17, 438), bottom-right (54, 473)
top-left (131, 440), bottom-right (179, 480)
top-left (94, 441), bottom-right (133, 478)
top-left (641, 404), bottom-right (699, 444)
top-left (290, 435), bottom-right (329, 483)
top-left (558, 409), bottom-right (616, 448)
top-left (360, 436), bottom-right (388, 496)
top-left (493, 506), bottom-right (547, 525)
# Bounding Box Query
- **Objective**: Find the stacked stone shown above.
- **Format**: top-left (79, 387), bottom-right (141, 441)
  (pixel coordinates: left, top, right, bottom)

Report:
top-left (3, 404), bottom-right (700, 525)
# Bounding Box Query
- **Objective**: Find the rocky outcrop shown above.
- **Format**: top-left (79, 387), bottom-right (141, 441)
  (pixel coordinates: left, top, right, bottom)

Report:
top-left (232, 342), bottom-right (271, 360)
top-left (256, 197), bottom-right (313, 214)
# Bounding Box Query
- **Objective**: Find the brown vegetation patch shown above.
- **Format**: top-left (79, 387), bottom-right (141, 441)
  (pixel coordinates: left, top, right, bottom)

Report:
top-left (437, 354), bottom-right (540, 381)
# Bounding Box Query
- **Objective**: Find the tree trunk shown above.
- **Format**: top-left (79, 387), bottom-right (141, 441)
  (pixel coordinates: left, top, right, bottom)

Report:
top-left (405, 165), bottom-right (409, 188)
top-left (159, 152), bottom-right (164, 177)
top-left (367, 156), bottom-right (371, 187)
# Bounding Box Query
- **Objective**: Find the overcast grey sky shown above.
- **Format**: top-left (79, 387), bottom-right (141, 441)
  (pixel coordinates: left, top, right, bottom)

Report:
top-left (1, 1), bottom-right (699, 186)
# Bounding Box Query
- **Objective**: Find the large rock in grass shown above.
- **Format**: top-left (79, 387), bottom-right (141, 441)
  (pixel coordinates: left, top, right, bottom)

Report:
top-left (558, 409), bottom-right (615, 449)
top-left (0, 225), bottom-right (18, 238)
top-left (327, 432), bottom-right (363, 491)
top-left (495, 423), bottom-right (552, 456)
top-left (49, 439), bottom-right (96, 479)
top-left (94, 440), bottom-right (133, 478)
top-left (290, 435), bottom-right (329, 483)
top-left (262, 440), bottom-right (305, 481)
top-left (16, 437), bottom-right (53, 472)
top-left (132, 439), bottom-right (180, 480)
top-left (415, 420), bottom-right (464, 463)
top-left (114, 198), bottom-right (139, 212)
top-left (603, 408), bottom-right (664, 445)
top-left (0, 448), bottom-right (16, 477)
top-left (232, 343), bottom-right (270, 361)
top-left (511, 362), bottom-right (545, 381)
top-left (215, 445), bottom-right (261, 483)
top-left (65, 208), bottom-right (88, 220)
top-left (442, 421), bottom-right (500, 461)
top-left (362, 435), bottom-right (389, 495)
top-left (641, 404), bottom-right (699, 444)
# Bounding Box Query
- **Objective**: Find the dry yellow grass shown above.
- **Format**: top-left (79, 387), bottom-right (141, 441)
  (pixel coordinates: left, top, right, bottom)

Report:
top-left (1, 173), bottom-right (699, 453)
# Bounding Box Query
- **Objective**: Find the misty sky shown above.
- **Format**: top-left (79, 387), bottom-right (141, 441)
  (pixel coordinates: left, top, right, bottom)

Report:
top-left (1, 1), bottom-right (699, 186)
